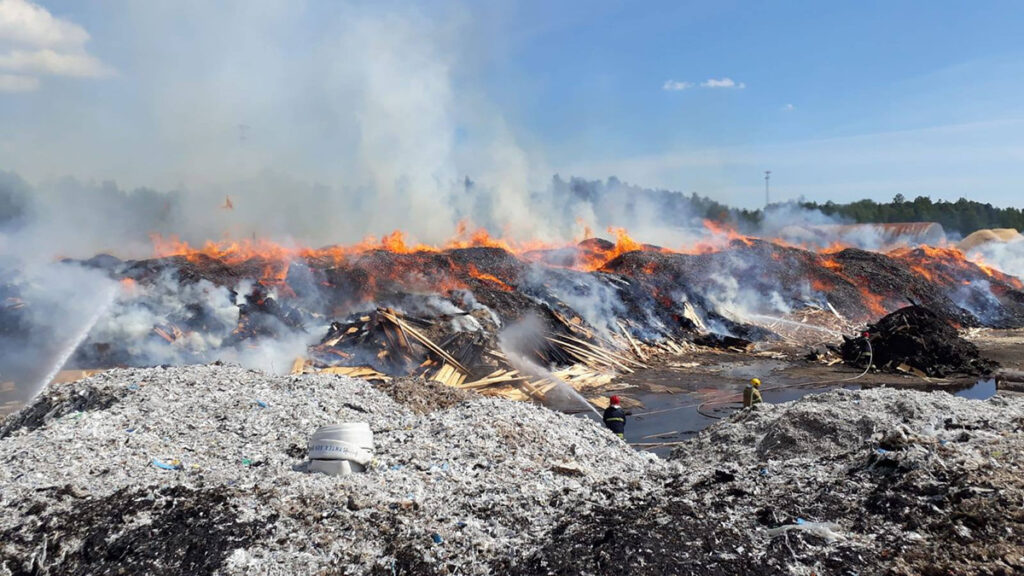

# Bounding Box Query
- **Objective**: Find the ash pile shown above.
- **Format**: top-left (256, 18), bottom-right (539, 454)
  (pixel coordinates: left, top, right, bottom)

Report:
top-left (3, 365), bottom-right (1024, 575)
top-left (838, 305), bottom-right (998, 377)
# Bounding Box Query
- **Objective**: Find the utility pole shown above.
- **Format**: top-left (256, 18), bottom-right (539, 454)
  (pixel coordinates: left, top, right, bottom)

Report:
top-left (764, 170), bottom-right (771, 208)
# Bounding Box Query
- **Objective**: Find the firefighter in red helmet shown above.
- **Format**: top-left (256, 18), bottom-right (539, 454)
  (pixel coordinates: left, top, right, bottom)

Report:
top-left (603, 395), bottom-right (626, 439)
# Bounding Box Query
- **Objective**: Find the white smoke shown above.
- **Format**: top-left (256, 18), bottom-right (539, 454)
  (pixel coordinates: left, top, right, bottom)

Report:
top-left (85, 271), bottom-right (240, 364)
top-left (525, 265), bottom-right (625, 339)
top-left (0, 258), bottom-right (118, 403)
top-left (705, 253), bottom-right (792, 322)
top-left (966, 237), bottom-right (1024, 280)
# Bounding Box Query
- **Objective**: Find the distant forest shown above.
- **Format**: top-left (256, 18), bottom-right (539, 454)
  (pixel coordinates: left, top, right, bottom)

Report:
top-left (794, 195), bottom-right (1024, 235)
top-left (3, 170), bottom-right (1021, 238)
top-left (551, 177), bottom-right (1023, 236)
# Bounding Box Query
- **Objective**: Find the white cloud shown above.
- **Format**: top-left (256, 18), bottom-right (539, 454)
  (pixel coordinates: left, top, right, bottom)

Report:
top-left (0, 48), bottom-right (111, 77)
top-left (0, 72), bottom-right (37, 91)
top-left (0, 0), bottom-right (110, 90)
top-left (662, 79), bottom-right (692, 91)
top-left (701, 77), bottom-right (745, 89)
top-left (0, 0), bottom-right (89, 48)
top-left (783, 103), bottom-right (794, 111)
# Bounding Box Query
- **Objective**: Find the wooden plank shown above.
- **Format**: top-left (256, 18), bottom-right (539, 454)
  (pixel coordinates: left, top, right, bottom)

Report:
top-left (319, 366), bottom-right (390, 381)
top-left (458, 370), bottom-right (532, 389)
top-left (617, 321), bottom-right (647, 362)
top-left (517, 378), bottom-right (547, 401)
top-left (379, 308), bottom-right (469, 373)
top-left (557, 333), bottom-right (647, 369)
top-left (546, 336), bottom-right (634, 373)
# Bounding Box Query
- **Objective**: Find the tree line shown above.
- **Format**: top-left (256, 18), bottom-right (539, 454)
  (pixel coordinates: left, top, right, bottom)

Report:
top-left (795, 195), bottom-right (1024, 235)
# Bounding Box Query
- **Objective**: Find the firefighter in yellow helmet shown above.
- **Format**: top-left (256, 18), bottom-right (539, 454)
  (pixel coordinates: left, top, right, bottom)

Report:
top-left (743, 378), bottom-right (763, 408)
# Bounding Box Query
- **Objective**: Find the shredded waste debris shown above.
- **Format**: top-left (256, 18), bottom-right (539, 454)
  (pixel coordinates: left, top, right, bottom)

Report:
top-left (1, 365), bottom-right (1022, 575)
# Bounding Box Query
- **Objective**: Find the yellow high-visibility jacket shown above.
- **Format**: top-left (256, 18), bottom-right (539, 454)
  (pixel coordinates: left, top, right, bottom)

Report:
top-left (743, 385), bottom-right (762, 408)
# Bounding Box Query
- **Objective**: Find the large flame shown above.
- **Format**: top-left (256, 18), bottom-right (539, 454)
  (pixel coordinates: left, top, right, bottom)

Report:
top-left (148, 221), bottom-right (1022, 321)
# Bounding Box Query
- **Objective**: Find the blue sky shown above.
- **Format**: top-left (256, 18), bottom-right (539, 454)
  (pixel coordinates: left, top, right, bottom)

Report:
top-left (2, 0), bottom-right (1024, 210)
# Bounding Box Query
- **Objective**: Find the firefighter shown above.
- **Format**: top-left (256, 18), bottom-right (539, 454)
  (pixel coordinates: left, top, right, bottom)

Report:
top-left (743, 378), bottom-right (763, 408)
top-left (603, 395), bottom-right (626, 438)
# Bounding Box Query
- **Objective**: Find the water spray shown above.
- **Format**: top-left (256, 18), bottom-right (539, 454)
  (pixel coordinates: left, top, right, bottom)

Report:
top-left (497, 315), bottom-right (601, 418)
top-left (33, 284), bottom-right (118, 399)
top-left (745, 313), bottom-right (844, 336)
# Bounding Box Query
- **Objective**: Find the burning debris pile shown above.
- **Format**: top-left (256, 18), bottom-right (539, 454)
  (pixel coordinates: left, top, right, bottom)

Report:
top-left (2, 365), bottom-right (1022, 575)
top-left (3, 225), bottom-right (1024, 410)
top-left (839, 305), bottom-right (998, 377)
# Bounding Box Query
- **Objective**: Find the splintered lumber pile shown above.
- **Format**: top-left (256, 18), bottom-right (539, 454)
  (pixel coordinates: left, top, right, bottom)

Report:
top-left (423, 361), bottom-right (467, 388)
top-left (616, 321), bottom-right (647, 362)
top-left (306, 306), bottom-right (655, 406)
top-left (310, 307), bottom-right (476, 385)
top-left (545, 334), bottom-right (647, 373)
top-left (377, 308), bottom-right (469, 373)
top-left (311, 308), bottom-right (441, 373)
top-left (551, 364), bottom-right (617, 390)
top-left (453, 363), bottom-right (618, 404)
top-left (291, 356), bottom-right (390, 381)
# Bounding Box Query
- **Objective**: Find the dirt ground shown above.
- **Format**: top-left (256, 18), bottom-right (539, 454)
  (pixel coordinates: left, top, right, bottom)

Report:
top-left (968, 328), bottom-right (1024, 387)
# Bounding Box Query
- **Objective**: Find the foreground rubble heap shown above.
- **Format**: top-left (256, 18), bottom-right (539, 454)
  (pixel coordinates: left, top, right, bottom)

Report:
top-left (838, 305), bottom-right (999, 377)
top-left (2, 366), bottom-right (1023, 575)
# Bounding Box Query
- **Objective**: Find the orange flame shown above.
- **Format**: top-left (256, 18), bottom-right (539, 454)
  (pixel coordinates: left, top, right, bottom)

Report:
top-left (467, 264), bottom-right (513, 291)
top-left (147, 221), bottom-right (1023, 318)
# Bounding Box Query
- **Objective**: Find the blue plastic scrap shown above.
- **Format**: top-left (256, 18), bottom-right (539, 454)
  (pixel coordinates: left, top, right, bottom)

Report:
top-left (430, 533), bottom-right (443, 544)
top-left (255, 399), bottom-right (269, 408)
top-left (152, 458), bottom-right (182, 471)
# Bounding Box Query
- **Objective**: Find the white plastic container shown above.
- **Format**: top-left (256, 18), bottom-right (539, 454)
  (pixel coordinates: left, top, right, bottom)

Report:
top-left (308, 459), bottom-right (362, 476)
top-left (307, 422), bottom-right (374, 475)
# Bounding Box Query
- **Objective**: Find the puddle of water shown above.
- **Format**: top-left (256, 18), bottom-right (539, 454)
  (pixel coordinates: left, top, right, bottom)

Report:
top-left (626, 390), bottom-right (719, 457)
top-left (954, 379), bottom-right (997, 400)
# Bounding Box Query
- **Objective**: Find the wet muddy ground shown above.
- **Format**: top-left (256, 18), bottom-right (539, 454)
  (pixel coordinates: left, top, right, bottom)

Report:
top-left (613, 329), bottom-right (1023, 456)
